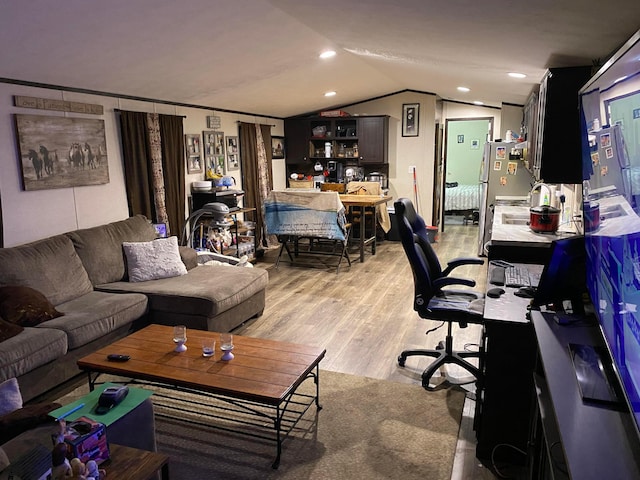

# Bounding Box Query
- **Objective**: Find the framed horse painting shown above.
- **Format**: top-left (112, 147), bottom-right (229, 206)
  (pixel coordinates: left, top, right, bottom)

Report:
top-left (14, 114), bottom-right (109, 191)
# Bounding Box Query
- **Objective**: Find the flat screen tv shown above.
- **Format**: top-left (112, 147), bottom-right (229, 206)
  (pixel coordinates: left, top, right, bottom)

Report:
top-left (579, 28), bottom-right (640, 438)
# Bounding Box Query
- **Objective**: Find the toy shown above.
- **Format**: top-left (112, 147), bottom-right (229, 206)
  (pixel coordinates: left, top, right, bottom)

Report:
top-left (51, 443), bottom-right (71, 480)
top-left (86, 460), bottom-right (106, 480)
top-left (70, 457), bottom-right (87, 479)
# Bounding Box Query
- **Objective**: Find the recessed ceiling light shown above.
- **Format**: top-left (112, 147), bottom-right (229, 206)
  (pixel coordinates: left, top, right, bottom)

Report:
top-left (319, 50), bottom-right (336, 59)
top-left (473, 100), bottom-right (484, 105)
top-left (324, 91), bottom-right (337, 97)
top-left (508, 72), bottom-right (527, 79)
top-left (457, 86), bottom-right (470, 92)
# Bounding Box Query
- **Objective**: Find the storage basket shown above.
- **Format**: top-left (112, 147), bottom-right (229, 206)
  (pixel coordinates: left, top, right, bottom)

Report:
top-left (289, 179), bottom-right (314, 189)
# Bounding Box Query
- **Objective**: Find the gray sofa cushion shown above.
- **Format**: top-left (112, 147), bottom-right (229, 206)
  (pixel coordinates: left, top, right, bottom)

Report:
top-left (0, 327), bottom-right (67, 382)
top-left (0, 235), bottom-right (93, 306)
top-left (67, 215), bottom-right (157, 286)
top-left (97, 264), bottom-right (268, 317)
top-left (43, 291), bottom-right (148, 349)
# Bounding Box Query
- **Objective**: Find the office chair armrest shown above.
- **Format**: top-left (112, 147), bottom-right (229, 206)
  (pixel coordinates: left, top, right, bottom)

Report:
top-left (433, 276), bottom-right (476, 290)
top-left (441, 257), bottom-right (485, 277)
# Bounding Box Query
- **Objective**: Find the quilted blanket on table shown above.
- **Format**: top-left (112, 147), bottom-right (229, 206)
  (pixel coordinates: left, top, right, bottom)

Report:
top-left (264, 190), bottom-right (347, 241)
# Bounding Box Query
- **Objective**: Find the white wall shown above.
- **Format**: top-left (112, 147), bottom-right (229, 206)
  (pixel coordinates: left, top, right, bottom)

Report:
top-left (343, 92), bottom-right (437, 220)
top-left (0, 83), bottom-right (283, 247)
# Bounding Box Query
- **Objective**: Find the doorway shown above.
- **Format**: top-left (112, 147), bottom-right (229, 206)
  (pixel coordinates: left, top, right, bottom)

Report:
top-left (440, 117), bottom-right (493, 231)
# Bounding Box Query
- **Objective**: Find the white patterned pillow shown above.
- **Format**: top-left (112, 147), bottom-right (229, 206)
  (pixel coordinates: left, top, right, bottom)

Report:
top-left (123, 236), bottom-right (188, 282)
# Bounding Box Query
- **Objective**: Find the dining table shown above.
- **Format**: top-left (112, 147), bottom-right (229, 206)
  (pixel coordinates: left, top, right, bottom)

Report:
top-left (339, 194), bottom-right (393, 262)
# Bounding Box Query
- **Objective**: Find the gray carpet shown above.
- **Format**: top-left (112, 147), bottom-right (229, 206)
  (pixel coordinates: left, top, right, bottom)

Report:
top-left (57, 371), bottom-right (465, 480)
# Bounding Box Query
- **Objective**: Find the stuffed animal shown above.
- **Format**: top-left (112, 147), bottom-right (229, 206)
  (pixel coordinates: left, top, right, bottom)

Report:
top-left (51, 443), bottom-right (71, 480)
top-left (69, 457), bottom-right (88, 479)
top-left (85, 460), bottom-right (106, 480)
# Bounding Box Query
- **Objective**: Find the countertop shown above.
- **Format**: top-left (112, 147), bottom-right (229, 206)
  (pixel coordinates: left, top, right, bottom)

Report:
top-left (589, 194), bottom-right (640, 236)
top-left (491, 205), bottom-right (578, 247)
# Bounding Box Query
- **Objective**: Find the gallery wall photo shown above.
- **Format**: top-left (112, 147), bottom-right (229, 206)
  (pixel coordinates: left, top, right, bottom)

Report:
top-left (14, 114), bottom-right (109, 191)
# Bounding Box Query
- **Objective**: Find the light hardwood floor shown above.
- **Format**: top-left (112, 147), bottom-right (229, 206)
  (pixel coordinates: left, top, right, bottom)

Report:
top-left (240, 223), bottom-right (500, 479)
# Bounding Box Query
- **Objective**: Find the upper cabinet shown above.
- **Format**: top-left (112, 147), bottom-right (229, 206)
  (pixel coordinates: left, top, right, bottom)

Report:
top-left (284, 115), bottom-right (389, 165)
top-left (528, 66), bottom-right (592, 184)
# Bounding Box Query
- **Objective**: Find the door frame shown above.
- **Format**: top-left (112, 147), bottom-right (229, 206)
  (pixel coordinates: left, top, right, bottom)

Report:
top-left (440, 117), bottom-right (494, 231)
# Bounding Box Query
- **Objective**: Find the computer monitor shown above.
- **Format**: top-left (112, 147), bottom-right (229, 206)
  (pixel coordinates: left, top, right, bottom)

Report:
top-left (532, 236), bottom-right (587, 311)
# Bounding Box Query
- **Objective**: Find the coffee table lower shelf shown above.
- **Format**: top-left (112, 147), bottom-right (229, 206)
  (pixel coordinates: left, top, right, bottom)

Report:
top-left (84, 368), bottom-right (321, 469)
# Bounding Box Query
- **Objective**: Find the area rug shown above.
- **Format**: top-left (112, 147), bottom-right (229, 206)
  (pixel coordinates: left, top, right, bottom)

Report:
top-left (56, 371), bottom-right (465, 480)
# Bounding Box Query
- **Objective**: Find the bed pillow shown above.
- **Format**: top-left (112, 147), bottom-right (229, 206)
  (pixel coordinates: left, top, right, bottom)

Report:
top-left (123, 236), bottom-right (188, 283)
top-left (0, 285), bottom-right (64, 327)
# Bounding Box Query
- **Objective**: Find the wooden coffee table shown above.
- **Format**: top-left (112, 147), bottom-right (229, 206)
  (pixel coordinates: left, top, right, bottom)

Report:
top-left (77, 324), bottom-right (326, 468)
top-left (106, 444), bottom-right (169, 479)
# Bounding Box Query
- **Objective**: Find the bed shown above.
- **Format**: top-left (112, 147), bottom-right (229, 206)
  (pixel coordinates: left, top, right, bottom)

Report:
top-left (444, 183), bottom-right (480, 212)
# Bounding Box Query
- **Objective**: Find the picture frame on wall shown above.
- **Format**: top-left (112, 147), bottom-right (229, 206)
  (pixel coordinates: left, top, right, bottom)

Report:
top-left (226, 136), bottom-right (239, 170)
top-left (271, 136), bottom-right (285, 159)
top-left (202, 130), bottom-right (225, 177)
top-left (184, 133), bottom-right (202, 174)
top-left (14, 114), bottom-right (110, 191)
top-left (402, 103), bottom-right (419, 137)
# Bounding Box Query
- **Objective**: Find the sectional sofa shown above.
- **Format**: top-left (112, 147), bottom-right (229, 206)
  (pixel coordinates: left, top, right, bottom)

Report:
top-left (0, 215), bottom-right (268, 402)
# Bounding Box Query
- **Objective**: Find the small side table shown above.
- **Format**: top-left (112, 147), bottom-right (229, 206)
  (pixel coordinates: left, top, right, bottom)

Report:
top-left (105, 444), bottom-right (169, 480)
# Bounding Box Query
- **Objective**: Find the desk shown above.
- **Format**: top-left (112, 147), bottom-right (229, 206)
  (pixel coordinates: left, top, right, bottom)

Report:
top-left (339, 195), bottom-right (392, 262)
top-left (476, 263), bottom-right (543, 463)
top-left (530, 311), bottom-right (640, 479)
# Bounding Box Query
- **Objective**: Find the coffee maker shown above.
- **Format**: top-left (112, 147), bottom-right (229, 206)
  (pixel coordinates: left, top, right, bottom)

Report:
top-left (327, 161), bottom-right (343, 183)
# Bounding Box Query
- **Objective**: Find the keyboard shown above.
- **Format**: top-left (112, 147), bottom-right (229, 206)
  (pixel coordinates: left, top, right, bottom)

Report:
top-left (505, 265), bottom-right (534, 288)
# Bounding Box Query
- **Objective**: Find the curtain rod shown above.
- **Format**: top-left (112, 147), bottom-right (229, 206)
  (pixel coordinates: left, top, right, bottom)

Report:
top-left (114, 108), bottom-right (186, 118)
top-left (236, 121), bottom-right (276, 127)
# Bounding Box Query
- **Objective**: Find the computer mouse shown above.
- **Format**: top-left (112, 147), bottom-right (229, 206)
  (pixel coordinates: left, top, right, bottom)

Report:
top-left (487, 287), bottom-right (505, 298)
top-left (515, 287), bottom-right (537, 299)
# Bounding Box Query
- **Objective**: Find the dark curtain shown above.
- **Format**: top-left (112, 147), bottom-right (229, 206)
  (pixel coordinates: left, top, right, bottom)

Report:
top-left (239, 122), bottom-right (273, 252)
top-left (120, 111), bottom-right (153, 218)
top-left (119, 111), bottom-right (185, 237)
top-left (159, 115), bottom-right (185, 237)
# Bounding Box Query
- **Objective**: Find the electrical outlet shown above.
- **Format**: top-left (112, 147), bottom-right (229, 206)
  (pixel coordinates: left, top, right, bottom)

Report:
top-left (408, 165), bottom-right (416, 174)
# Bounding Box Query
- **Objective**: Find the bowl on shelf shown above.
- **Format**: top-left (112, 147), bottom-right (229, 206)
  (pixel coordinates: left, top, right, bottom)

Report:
top-left (192, 180), bottom-right (212, 192)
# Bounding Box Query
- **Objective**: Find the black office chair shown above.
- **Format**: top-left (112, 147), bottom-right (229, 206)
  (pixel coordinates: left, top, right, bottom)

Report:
top-left (395, 198), bottom-right (485, 388)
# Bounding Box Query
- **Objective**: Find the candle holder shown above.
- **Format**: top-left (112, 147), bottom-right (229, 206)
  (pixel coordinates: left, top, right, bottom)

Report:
top-left (220, 333), bottom-right (234, 360)
top-left (173, 325), bottom-right (187, 352)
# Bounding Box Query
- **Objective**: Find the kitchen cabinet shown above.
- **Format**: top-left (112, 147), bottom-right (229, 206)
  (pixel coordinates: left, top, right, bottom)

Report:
top-left (357, 116), bottom-right (388, 164)
top-left (530, 66), bottom-right (592, 184)
top-left (284, 115), bottom-right (389, 174)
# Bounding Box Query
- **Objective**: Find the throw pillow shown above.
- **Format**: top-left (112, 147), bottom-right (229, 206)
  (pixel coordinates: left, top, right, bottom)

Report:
top-left (123, 236), bottom-right (188, 282)
top-left (0, 378), bottom-right (23, 416)
top-left (0, 315), bottom-right (24, 343)
top-left (0, 402), bottom-right (61, 445)
top-left (0, 285), bottom-right (64, 327)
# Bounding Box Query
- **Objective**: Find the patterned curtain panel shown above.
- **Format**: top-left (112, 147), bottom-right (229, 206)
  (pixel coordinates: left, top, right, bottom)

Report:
top-left (239, 122), bottom-right (274, 251)
top-left (118, 110), bottom-right (184, 236)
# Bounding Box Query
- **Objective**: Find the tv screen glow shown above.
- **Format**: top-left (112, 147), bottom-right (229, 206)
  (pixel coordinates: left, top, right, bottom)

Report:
top-left (580, 28), bottom-right (640, 439)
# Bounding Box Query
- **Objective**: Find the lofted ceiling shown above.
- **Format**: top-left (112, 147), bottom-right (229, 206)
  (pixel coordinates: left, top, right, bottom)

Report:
top-left (1, 0), bottom-right (639, 119)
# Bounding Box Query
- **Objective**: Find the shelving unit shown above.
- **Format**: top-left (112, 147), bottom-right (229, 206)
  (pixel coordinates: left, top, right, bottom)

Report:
top-left (284, 115), bottom-right (389, 180)
top-left (187, 207), bottom-right (257, 260)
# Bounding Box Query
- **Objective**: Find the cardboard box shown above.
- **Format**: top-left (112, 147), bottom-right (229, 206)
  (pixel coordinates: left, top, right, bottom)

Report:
top-left (61, 416), bottom-right (110, 465)
top-left (319, 110), bottom-right (350, 117)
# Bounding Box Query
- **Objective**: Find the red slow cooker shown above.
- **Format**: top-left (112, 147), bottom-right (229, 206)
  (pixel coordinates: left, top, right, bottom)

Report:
top-left (584, 201), bottom-right (600, 232)
top-left (529, 205), bottom-right (560, 233)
